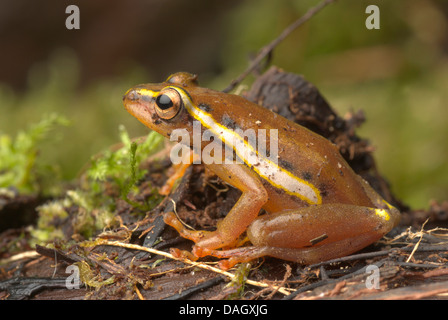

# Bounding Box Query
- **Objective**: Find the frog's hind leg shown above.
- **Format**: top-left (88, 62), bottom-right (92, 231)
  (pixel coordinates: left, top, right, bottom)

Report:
top-left (208, 203), bottom-right (396, 270)
top-left (207, 232), bottom-right (381, 270)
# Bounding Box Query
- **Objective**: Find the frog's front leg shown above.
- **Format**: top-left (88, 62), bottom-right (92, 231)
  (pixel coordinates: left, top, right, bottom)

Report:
top-left (163, 162), bottom-right (268, 253)
top-left (203, 203), bottom-right (400, 270)
top-left (159, 149), bottom-right (199, 195)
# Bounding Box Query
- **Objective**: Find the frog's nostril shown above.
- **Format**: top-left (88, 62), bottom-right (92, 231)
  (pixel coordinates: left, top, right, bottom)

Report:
top-left (124, 89), bottom-right (139, 102)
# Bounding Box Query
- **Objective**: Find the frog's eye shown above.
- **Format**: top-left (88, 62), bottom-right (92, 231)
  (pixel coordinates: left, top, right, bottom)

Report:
top-left (155, 88), bottom-right (182, 120)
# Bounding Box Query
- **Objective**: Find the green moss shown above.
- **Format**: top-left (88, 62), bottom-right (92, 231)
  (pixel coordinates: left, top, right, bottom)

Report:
top-left (86, 126), bottom-right (164, 212)
top-left (31, 125), bottom-right (164, 244)
top-left (30, 199), bottom-right (70, 245)
top-left (75, 261), bottom-right (116, 289)
top-left (225, 263), bottom-right (252, 299)
top-left (0, 113), bottom-right (69, 195)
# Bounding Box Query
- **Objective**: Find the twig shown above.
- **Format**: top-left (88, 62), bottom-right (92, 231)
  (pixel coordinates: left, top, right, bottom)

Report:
top-left (282, 278), bottom-right (333, 300)
top-left (406, 219), bottom-right (429, 262)
top-left (0, 250), bottom-right (40, 266)
top-left (305, 249), bottom-right (393, 269)
top-left (83, 239), bottom-right (293, 295)
top-left (266, 264), bottom-right (292, 299)
top-left (135, 284), bottom-right (145, 300)
top-left (284, 260), bottom-right (387, 300)
top-left (222, 0), bottom-right (336, 93)
top-left (169, 197), bottom-right (196, 231)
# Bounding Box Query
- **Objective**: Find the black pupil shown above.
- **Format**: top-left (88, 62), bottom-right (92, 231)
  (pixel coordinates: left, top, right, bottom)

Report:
top-left (156, 94), bottom-right (173, 110)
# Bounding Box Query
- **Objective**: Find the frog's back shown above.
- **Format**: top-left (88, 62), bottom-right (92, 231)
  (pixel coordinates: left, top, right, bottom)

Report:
top-left (190, 88), bottom-right (374, 208)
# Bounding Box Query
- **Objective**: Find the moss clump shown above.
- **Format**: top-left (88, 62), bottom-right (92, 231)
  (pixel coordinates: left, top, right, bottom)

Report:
top-left (0, 113), bottom-right (69, 195)
top-left (31, 126), bottom-right (165, 244)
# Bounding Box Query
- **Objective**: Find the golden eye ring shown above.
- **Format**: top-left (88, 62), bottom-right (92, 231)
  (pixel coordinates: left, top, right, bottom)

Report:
top-left (154, 88), bottom-right (183, 120)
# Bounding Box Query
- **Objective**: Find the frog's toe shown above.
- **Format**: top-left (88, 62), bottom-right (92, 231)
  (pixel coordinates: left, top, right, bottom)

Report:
top-left (217, 259), bottom-right (235, 270)
top-left (170, 248), bottom-right (198, 261)
top-left (192, 245), bottom-right (213, 258)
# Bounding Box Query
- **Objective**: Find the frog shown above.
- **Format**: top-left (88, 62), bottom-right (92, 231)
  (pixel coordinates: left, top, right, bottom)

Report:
top-left (123, 72), bottom-right (400, 270)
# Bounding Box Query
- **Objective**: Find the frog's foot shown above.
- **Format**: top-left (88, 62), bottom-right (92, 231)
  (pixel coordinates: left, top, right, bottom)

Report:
top-left (169, 248), bottom-right (199, 262)
top-left (168, 246), bottom-right (253, 270)
top-left (200, 246), bottom-right (270, 270)
top-left (170, 245), bottom-right (266, 270)
top-left (163, 211), bottom-right (212, 243)
top-left (177, 245), bottom-right (306, 270)
top-left (163, 211), bottom-right (239, 249)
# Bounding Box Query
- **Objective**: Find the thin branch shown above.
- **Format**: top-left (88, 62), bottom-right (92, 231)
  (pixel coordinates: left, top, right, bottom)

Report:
top-left (0, 250), bottom-right (40, 266)
top-left (84, 239), bottom-right (293, 295)
top-left (406, 218), bottom-right (429, 262)
top-left (222, 0), bottom-right (337, 93)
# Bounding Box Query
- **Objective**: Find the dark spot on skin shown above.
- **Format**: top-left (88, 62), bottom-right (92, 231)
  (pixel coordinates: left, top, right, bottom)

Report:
top-left (151, 112), bottom-right (162, 125)
top-left (318, 183), bottom-right (329, 197)
top-left (198, 103), bottom-right (212, 113)
top-left (374, 223), bottom-right (383, 231)
top-left (275, 187), bottom-right (285, 195)
top-left (279, 159), bottom-right (294, 171)
top-left (221, 114), bottom-right (238, 130)
top-left (183, 112), bottom-right (195, 124)
top-left (301, 171), bottom-right (313, 181)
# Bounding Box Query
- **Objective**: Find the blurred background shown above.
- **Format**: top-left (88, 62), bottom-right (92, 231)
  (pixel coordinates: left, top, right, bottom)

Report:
top-left (0, 0), bottom-right (446, 209)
